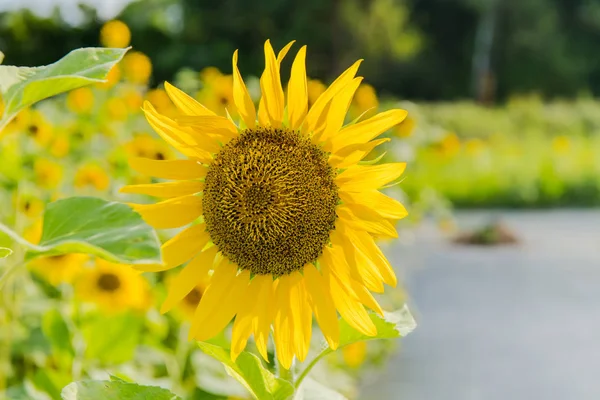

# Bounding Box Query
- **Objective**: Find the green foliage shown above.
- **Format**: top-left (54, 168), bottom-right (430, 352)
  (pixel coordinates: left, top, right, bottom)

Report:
top-left (82, 313), bottom-right (143, 364)
top-left (25, 197), bottom-right (162, 264)
top-left (42, 309), bottom-right (75, 367)
top-left (61, 380), bottom-right (182, 400)
top-left (0, 47), bottom-right (128, 131)
top-left (295, 378), bottom-right (348, 400)
top-left (0, 247), bottom-right (12, 258)
top-left (197, 342), bottom-right (295, 400)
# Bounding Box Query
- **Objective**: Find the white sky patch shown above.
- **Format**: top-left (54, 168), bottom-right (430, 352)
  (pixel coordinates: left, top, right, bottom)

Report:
top-left (0, 0), bottom-right (133, 25)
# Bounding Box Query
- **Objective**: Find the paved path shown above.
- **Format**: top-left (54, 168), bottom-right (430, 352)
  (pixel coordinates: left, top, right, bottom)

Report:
top-left (361, 211), bottom-right (600, 400)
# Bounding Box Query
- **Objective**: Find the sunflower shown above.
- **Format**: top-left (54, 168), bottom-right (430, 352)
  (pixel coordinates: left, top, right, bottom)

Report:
top-left (74, 163), bottom-right (110, 191)
top-left (33, 158), bottom-right (63, 189)
top-left (170, 275), bottom-right (209, 321)
top-left (66, 87), bottom-right (94, 114)
top-left (100, 20), bottom-right (131, 48)
top-left (125, 133), bottom-right (173, 161)
top-left (123, 40), bottom-right (408, 369)
top-left (76, 259), bottom-right (151, 312)
top-left (29, 254), bottom-right (88, 286)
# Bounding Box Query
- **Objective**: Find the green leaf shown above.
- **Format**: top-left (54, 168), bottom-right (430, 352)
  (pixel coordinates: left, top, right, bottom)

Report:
top-left (82, 313), bottom-right (142, 364)
top-left (0, 47), bottom-right (128, 131)
top-left (61, 380), bottom-right (181, 400)
top-left (42, 309), bottom-right (75, 366)
top-left (0, 247), bottom-right (11, 258)
top-left (296, 305), bottom-right (416, 389)
top-left (26, 196), bottom-right (161, 265)
top-left (198, 342), bottom-right (295, 400)
top-left (295, 378), bottom-right (348, 400)
top-left (33, 369), bottom-right (72, 400)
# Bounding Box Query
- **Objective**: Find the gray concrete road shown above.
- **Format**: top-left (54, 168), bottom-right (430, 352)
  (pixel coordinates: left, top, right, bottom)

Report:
top-left (361, 211), bottom-right (600, 400)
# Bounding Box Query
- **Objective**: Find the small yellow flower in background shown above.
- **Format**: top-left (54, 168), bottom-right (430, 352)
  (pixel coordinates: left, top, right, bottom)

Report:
top-left (350, 83), bottom-right (379, 119)
top-left (100, 20), bottom-right (131, 48)
top-left (67, 87), bottom-right (95, 114)
top-left (34, 158), bottom-right (63, 189)
top-left (123, 40), bottom-right (408, 369)
top-left (438, 132), bottom-right (461, 156)
top-left (552, 135), bottom-right (571, 154)
top-left (23, 219), bottom-right (43, 243)
top-left (3, 108), bottom-right (30, 136)
top-left (75, 163), bottom-right (110, 191)
top-left (465, 138), bottom-right (486, 156)
top-left (145, 88), bottom-right (174, 116)
top-left (76, 259), bottom-right (151, 313)
top-left (199, 66), bottom-right (224, 85)
top-left (105, 97), bottom-right (129, 121)
top-left (49, 135), bottom-right (70, 158)
top-left (97, 65), bottom-right (121, 89)
top-left (125, 133), bottom-right (173, 161)
top-left (395, 115), bottom-right (416, 138)
top-left (29, 254), bottom-right (89, 286)
top-left (307, 79), bottom-right (326, 108)
top-left (342, 341), bottom-right (367, 368)
top-left (171, 277), bottom-right (208, 321)
top-left (25, 110), bottom-right (53, 146)
top-left (123, 88), bottom-right (144, 111)
top-left (122, 51), bottom-right (152, 85)
top-left (16, 195), bottom-right (44, 218)
top-left (197, 73), bottom-right (236, 117)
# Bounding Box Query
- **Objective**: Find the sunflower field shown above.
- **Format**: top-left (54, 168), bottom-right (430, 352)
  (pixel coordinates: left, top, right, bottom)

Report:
top-left (0, 21), bottom-right (417, 400)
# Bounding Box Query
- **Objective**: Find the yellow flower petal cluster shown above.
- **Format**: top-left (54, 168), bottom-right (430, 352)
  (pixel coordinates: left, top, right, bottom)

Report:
top-left (123, 40), bottom-right (408, 369)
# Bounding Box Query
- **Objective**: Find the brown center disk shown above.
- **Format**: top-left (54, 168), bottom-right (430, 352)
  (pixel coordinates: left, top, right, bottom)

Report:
top-left (203, 127), bottom-right (338, 276)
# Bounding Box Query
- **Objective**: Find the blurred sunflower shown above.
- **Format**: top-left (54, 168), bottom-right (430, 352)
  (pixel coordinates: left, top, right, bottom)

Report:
top-left (350, 83), bottom-right (379, 120)
top-left (33, 158), bottom-right (63, 189)
top-left (16, 195), bottom-right (44, 218)
top-left (146, 88), bottom-right (175, 116)
top-left (96, 65), bottom-right (121, 90)
top-left (123, 87), bottom-right (144, 112)
top-left (76, 259), bottom-right (151, 312)
top-left (197, 71), bottom-right (236, 117)
top-left (105, 96), bottom-right (129, 121)
top-left (342, 341), bottom-right (367, 368)
top-left (74, 163), bottom-right (110, 191)
top-left (122, 51), bottom-right (152, 85)
top-left (125, 133), bottom-right (173, 161)
top-left (25, 110), bottom-right (53, 146)
top-left (123, 40), bottom-right (408, 369)
top-left (67, 87), bottom-right (95, 114)
top-left (552, 135), bottom-right (571, 154)
top-left (100, 20), bottom-right (131, 48)
top-left (23, 219), bottom-right (43, 243)
top-left (307, 79), bottom-right (326, 108)
top-left (394, 115), bottom-right (415, 138)
top-left (29, 254), bottom-right (88, 286)
top-left (172, 276), bottom-right (208, 321)
top-left (49, 135), bottom-right (70, 158)
top-left (3, 108), bottom-right (30, 136)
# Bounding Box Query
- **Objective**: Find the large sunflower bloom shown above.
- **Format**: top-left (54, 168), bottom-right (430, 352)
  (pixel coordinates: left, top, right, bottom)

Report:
top-left (123, 40), bottom-right (408, 369)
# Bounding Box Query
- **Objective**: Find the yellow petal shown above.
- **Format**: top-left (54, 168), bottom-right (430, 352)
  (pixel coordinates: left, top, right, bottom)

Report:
top-left (254, 277), bottom-right (277, 361)
top-left (336, 163), bottom-right (407, 192)
top-left (302, 59), bottom-right (362, 135)
top-left (329, 138), bottom-right (390, 168)
top-left (277, 40), bottom-right (296, 63)
top-left (175, 115), bottom-right (239, 140)
top-left (190, 262), bottom-right (250, 341)
top-left (120, 180), bottom-right (205, 198)
top-left (288, 272), bottom-right (312, 362)
top-left (143, 102), bottom-right (215, 161)
top-left (304, 264), bottom-right (340, 350)
top-left (257, 98), bottom-right (269, 127)
top-left (232, 50), bottom-right (256, 129)
top-left (336, 228), bottom-right (384, 293)
top-left (131, 263), bottom-right (174, 272)
top-left (162, 223), bottom-right (210, 268)
top-left (130, 195), bottom-right (203, 229)
top-left (326, 264), bottom-right (377, 337)
top-left (273, 275), bottom-right (295, 370)
top-left (160, 246), bottom-right (218, 313)
top-left (129, 158), bottom-right (207, 180)
top-left (349, 228), bottom-right (397, 287)
top-left (313, 77), bottom-right (363, 144)
top-left (230, 275), bottom-right (272, 361)
top-left (287, 46), bottom-right (308, 130)
top-left (260, 40), bottom-right (285, 127)
top-left (340, 190), bottom-right (408, 220)
top-left (327, 109), bottom-right (407, 152)
top-left (337, 205), bottom-right (397, 238)
top-left (164, 81), bottom-right (216, 116)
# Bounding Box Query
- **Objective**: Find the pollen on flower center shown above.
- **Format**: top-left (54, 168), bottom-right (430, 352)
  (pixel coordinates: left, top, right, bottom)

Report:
top-left (203, 127), bottom-right (339, 276)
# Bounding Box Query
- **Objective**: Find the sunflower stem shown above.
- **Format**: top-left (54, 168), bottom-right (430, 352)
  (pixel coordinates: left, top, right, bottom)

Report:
top-left (275, 356), bottom-right (295, 384)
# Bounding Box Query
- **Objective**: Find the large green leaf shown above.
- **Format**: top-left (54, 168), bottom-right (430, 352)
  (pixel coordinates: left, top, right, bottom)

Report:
top-left (25, 197), bottom-right (161, 265)
top-left (0, 47), bottom-right (128, 131)
top-left (296, 305), bottom-right (416, 388)
top-left (198, 342), bottom-right (295, 400)
top-left (61, 380), bottom-right (181, 400)
top-left (294, 378), bottom-right (347, 400)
